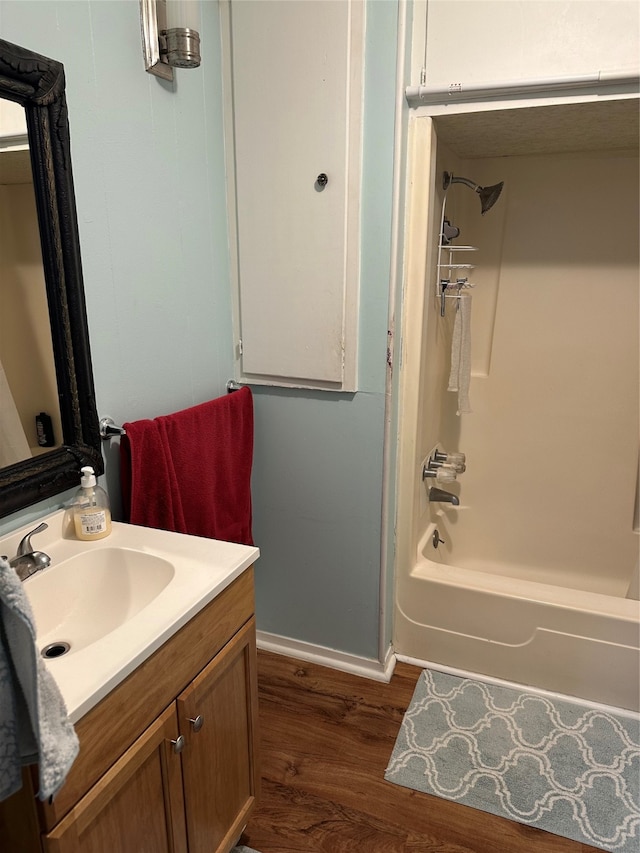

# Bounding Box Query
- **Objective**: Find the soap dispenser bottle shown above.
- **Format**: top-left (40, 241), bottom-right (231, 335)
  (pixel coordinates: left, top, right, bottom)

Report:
top-left (73, 466), bottom-right (112, 541)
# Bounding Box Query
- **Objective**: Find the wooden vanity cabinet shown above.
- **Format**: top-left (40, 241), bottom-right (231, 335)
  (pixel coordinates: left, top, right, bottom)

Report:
top-left (1, 569), bottom-right (259, 853)
top-left (42, 704), bottom-right (188, 853)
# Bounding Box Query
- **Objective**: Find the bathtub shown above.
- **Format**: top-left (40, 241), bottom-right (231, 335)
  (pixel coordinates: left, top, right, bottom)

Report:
top-left (394, 512), bottom-right (640, 713)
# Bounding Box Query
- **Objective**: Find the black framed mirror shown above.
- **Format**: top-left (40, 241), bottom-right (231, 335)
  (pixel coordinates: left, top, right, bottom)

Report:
top-left (0, 38), bottom-right (102, 518)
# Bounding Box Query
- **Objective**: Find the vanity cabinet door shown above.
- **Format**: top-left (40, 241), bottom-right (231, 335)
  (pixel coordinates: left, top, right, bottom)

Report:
top-left (178, 617), bottom-right (260, 853)
top-left (43, 705), bottom-right (188, 853)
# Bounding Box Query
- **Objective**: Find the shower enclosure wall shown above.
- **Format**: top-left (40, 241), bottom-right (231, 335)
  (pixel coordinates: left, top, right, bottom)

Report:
top-left (393, 99), bottom-right (640, 712)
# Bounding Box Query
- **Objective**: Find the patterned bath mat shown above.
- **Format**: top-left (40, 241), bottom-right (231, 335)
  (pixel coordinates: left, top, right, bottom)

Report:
top-left (385, 670), bottom-right (640, 852)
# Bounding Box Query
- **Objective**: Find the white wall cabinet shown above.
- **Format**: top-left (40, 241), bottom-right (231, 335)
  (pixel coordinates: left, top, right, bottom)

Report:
top-left (0, 98), bottom-right (28, 149)
top-left (411, 0), bottom-right (639, 92)
top-left (222, 0), bottom-right (364, 391)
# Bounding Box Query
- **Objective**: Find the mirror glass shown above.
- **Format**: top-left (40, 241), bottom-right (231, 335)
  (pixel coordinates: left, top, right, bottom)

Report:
top-left (0, 100), bottom-right (62, 465)
top-left (0, 38), bottom-right (103, 518)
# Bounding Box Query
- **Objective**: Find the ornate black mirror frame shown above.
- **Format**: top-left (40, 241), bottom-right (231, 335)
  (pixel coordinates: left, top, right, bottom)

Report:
top-left (0, 38), bottom-right (102, 518)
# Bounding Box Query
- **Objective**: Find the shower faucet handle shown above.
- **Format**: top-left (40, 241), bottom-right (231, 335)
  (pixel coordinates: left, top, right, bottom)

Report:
top-left (423, 462), bottom-right (457, 484)
top-left (433, 450), bottom-right (466, 473)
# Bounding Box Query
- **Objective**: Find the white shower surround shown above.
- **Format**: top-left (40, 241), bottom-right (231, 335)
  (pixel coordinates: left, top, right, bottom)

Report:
top-left (393, 109), bottom-right (640, 713)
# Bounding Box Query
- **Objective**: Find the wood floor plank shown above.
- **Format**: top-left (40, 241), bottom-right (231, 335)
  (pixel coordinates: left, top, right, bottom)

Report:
top-left (241, 651), bottom-right (597, 853)
top-left (244, 777), bottom-right (481, 853)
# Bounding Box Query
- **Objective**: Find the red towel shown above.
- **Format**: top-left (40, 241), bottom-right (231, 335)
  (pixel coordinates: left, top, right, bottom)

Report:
top-left (120, 387), bottom-right (253, 545)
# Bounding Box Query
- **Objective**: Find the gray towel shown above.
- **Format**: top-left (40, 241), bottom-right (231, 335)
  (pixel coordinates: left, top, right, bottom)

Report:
top-left (0, 556), bottom-right (79, 802)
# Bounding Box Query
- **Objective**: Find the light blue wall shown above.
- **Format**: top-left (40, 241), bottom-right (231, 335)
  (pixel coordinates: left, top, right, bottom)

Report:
top-left (251, 0), bottom-right (399, 660)
top-left (0, 0), bottom-right (399, 662)
top-left (0, 0), bottom-right (234, 525)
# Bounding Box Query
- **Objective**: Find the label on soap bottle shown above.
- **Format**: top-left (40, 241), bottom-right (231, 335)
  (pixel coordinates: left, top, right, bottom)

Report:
top-left (77, 509), bottom-right (107, 537)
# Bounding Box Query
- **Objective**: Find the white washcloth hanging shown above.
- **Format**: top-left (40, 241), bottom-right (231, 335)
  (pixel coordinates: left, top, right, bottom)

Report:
top-left (0, 557), bottom-right (79, 802)
top-left (447, 294), bottom-right (472, 415)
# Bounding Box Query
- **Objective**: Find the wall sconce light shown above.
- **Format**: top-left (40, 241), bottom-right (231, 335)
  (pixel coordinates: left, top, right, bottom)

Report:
top-left (140, 0), bottom-right (201, 81)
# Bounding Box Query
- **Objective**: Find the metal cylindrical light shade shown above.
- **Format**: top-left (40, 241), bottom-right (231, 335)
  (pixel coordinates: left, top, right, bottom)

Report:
top-left (164, 28), bottom-right (200, 67)
top-left (164, 0), bottom-right (201, 67)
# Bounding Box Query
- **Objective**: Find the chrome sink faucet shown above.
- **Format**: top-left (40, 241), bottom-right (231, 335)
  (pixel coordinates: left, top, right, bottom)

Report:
top-left (2, 522), bottom-right (51, 581)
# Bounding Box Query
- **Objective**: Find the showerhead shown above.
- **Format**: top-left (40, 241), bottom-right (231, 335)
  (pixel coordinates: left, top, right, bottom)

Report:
top-left (443, 171), bottom-right (504, 215)
top-left (477, 182), bottom-right (504, 215)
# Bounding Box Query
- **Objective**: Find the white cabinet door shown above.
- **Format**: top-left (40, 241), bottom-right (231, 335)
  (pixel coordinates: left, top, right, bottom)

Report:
top-left (223, 0), bottom-right (363, 390)
top-left (417, 0), bottom-right (639, 89)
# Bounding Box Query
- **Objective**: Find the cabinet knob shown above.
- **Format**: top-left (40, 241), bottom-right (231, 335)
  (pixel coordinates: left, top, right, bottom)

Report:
top-left (315, 172), bottom-right (328, 190)
top-left (171, 735), bottom-right (185, 754)
top-left (189, 715), bottom-right (204, 733)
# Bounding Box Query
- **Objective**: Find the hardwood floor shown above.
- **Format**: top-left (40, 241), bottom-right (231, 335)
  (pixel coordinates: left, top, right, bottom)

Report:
top-left (240, 650), bottom-right (598, 853)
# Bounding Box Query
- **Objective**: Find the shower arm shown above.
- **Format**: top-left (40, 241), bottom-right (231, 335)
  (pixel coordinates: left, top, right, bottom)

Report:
top-left (443, 174), bottom-right (479, 193)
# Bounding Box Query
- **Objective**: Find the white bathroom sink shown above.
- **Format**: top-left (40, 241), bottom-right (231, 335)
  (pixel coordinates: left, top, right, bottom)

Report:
top-left (1, 510), bottom-right (259, 722)
top-left (26, 548), bottom-right (175, 655)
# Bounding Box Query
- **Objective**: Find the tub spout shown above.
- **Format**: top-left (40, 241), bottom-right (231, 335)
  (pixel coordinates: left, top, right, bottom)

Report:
top-left (429, 487), bottom-right (459, 506)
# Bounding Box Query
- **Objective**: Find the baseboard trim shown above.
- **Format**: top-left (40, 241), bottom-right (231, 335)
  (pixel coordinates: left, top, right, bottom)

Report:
top-left (256, 631), bottom-right (396, 683)
top-left (395, 653), bottom-right (640, 721)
